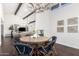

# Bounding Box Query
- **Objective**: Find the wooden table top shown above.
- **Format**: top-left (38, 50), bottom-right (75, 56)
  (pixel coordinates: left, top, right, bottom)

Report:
top-left (20, 36), bottom-right (49, 43)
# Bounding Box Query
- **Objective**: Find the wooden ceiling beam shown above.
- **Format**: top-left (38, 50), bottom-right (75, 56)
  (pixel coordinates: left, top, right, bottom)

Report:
top-left (14, 3), bottom-right (23, 15)
top-left (23, 10), bottom-right (36, 19)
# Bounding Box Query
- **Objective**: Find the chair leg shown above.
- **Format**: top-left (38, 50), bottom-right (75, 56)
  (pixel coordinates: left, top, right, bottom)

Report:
top-left (45, 52), bottom-right (52, 56)
top-left (45, 46), bottom-right (58, 56)
top-left (40, 47), bottom-right (58, 56)
top-left (39, 51), bottom-right (46, 56)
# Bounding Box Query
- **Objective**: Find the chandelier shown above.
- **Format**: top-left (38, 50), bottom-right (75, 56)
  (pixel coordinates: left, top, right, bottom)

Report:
top-left (29, 3), bottom-right (54, 13)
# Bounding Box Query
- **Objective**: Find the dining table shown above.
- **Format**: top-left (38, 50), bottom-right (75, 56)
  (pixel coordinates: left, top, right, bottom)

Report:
top-left (20, 36), bottom-right (48, 43)
top-left (20, 36), bottom-right (49, 55)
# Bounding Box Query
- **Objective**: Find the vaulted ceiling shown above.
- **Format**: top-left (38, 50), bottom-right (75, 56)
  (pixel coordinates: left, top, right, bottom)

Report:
top-left (2, 3), bottom-right (57, 19)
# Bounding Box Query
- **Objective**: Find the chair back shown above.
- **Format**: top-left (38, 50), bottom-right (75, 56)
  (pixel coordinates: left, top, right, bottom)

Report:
top-left (14, 43), bottom-right (32, 55)
top-left (14, 44), bottom-right (24, 55)
top-left (38, 36), bottom-right (57, 53)
top-left (51, 36), bottom-right (57, 45)
top-left (47, 36), bottom-right (57, 47)
top-left (52, 36), bottom-right (57, 41)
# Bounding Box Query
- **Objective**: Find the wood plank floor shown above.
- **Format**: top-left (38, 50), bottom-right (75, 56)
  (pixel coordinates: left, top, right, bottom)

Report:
top-left (55, 44), bottom-right (79, 56)
top-left (0, 37), bottom-right (79, 56)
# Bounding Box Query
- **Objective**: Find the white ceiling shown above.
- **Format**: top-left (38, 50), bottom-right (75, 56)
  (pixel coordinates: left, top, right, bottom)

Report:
top-left (2, 3), bottom-right (18, 15)
top-left (2, 3), bottom-right (56, 19)
top-left (16, 3), bottom-right (34, 18)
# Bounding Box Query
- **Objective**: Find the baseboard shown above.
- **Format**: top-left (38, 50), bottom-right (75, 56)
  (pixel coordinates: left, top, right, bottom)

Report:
top-left (56, 43), bottom-right (79, 50)
top-left (4, 34), bottom-right (11, 38)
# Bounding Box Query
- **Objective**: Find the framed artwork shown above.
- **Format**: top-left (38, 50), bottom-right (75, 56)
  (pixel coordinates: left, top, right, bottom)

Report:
top-left (57, 20), bottom-right (64, 33)
top-left (57, 20), bottom-right (64, 26)
top-left (67, 26), bottom-right (78, 33)
top-left (67, 17), bottom-right (78, 25)
top-left (67, 17), bottom-right (78, 33)
top-left (57, 27), bottom-right (64, 32)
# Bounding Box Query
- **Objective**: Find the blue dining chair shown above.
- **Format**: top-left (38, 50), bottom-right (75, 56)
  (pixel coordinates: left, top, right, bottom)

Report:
top-left (38, 36), bottom-right (57, 55)
top-left (14, 37), bottom-right (21, 43)
top-left (13, 43), bottom-right (33, 56)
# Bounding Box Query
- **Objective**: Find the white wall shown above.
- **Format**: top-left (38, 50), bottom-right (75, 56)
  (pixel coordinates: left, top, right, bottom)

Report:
top-left (4, 13), bottom-right (36, 36)
top-left (4, 15), bottom-right (26, 36)
top-left (36, 10), bottom-right (52, 37)
top-left (50, 3), bottom-right (79, 49)
top-left (27, 13), bottom-right (36, 31)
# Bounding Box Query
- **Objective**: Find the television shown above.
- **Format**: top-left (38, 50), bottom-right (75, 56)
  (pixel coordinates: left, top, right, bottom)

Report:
top-left (18, 27), bottom-right (26, 32)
